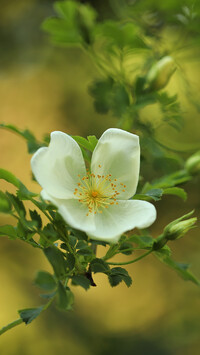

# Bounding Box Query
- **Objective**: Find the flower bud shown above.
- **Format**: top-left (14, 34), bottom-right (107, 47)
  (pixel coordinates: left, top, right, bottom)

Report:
top-left (146, 56), bottom-right (176, 91)
top-left (163, 211), bottom-right (196, 241)
top-left (185, 151), bottom-right (200, 174)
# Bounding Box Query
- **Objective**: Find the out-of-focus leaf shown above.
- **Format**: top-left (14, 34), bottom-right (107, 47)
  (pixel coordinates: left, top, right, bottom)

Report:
top-left (163, 187), bottom-right (187, 201)
top-left (154, 253), bottom-right (200, 286)
top-left (18, 306), bottom-right (44, 325)
top-left (34, 271), bottom-right (56, 291)
top-left (57, 282), bottom-right (74, 310)
top-left (0, 191), bottom-right (12, 213)
top-left (0, 225), bottom-right (18, 239)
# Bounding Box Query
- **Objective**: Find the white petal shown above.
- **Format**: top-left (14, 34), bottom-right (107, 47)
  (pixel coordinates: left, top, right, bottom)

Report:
top-left (88, 200), bottom-right (157, 243)
top-left (91, 128), bottom-right (140, 200)
top-left (41, 191), bottom-right (156, 244)
top-left (41, 190), bottom-right (96, 233)
top-left (31, 131), bottom-right (86, 199)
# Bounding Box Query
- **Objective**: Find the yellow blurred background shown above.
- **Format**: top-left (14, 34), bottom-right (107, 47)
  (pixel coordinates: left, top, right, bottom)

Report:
top-left (0, 1), bottom-right (200, 354)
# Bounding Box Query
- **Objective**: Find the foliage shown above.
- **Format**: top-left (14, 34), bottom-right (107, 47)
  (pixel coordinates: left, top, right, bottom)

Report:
top-left (1, 0), bottom-right (200, 336)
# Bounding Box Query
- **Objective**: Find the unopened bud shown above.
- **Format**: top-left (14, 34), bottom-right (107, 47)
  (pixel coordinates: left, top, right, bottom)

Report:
top-left (164, 211), bottom-right (196, 241)
top-left (185, 151), bottom-right (200, 174)
top-left (146, 56), bottom-right (176, 91)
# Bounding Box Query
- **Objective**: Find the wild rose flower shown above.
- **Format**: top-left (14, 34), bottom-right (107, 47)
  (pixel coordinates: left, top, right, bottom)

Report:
top-left (31, 128), bottom-right (156, 243)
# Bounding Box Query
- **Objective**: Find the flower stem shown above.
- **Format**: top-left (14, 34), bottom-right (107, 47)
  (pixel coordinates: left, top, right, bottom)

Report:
top-left (0, 318), bottom-right (23, 336)
top-left (107, 250), bottom-right (152, 265)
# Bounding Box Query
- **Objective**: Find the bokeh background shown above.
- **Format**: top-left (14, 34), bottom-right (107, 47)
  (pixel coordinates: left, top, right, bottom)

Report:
top-left (0, 1), bottom-right (200, 354)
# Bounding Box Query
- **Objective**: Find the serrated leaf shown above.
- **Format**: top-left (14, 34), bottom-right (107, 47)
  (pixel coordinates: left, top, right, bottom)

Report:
top-left (163, 187), bottom-right (187, 201)
top-left (6, 193), bottom-right (26, 217)
top-left (18, 306), bottom-right (44, 325)
top-left (17, 184), bottom-right (38, 200)
top-left (57, 282), bottom-right (74, 311)
top-left (43, 246), bottom-right (66, 278)
top-left (34, 271), bottom-right (56, 291)
top-left (108, 267), bottom-right (132, 287)
top-left (0, 225), bottom-right (18, 239)
top-left (108, 274), bottom-right (123, 287)
top-left (71, 275), bottom-right (90, 290)
top-left (30, 210), bottom-right (42, 229)
top-left (90, 258), bottom-right (110, 273)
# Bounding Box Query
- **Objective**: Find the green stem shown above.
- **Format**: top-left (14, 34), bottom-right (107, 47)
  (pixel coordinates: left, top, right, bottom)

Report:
top-left (0, 318), bottom-right (23, 336)
top-left (107, 249), bottom-right (152, 265)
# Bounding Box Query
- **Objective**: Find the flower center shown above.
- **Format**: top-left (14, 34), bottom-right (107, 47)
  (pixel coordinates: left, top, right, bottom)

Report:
top-left (73, 168), bottom-right (126, 216)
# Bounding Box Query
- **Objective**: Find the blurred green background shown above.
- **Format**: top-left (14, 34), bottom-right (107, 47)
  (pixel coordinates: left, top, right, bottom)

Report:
top-left (0, 1), bottom-right (200, 354)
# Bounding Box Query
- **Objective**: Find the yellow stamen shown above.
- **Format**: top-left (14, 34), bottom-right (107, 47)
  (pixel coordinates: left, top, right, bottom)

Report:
top-left (73, 168), bottom-right (126, 215)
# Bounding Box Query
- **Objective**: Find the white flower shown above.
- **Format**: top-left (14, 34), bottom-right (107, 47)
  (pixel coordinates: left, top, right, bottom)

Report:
top-left (31, 128), bottom-right (156, 243)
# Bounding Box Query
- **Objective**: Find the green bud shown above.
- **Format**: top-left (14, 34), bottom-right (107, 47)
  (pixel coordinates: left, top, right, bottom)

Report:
top-left (163, 211), bottom-right (197, 241)
top-left (185, 151), bottom-right (200, 174)
top-left (146, 56), bottom-right (176, 91)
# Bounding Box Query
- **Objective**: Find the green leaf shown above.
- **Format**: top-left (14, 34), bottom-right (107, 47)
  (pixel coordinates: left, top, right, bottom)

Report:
top-left (89, 78), bottom-right (113, 114)
top-left (90, 258), bottom-right (110, 273)
top-left (72, 135), bottom-right (93, 151)
top-left (34, 271), bottom-right (56, 291)
top-left (54, 0), bottom-right (77, 20)
top-left (42, 224), bottom-right (58, 243)
top-left (87, 135), bottom-right (98, 151)
top-left (118, 242), bottom-right (133, 255)
top-left (17, 184), bottom-right (38, 200)
top-left (128, 234), bottom-right (154, 248)
top-left (77, 247), bottom-right (93, 256)
top-left (0, 191), bottom-right (12, 213)
top-left (0, 168), bottom-right (37, 200)
top-left (154, 253), bottom-right (200, 286)
top-left (29, 210), bottom-right (42, 229)
top-left (71, 275), bottom-right (91, 290)
top-left (43, 246), bottom-right (66, 278)
top-left (0, 225), bottom-right (18, 239)
top-left (108, 267), bottom-right (132, 287)
top-left (96, 21), bottom-right (147, 49)
top-left (18, 306), bottom-right (44, 325)
top-left (0, 124), bottom-right (43, 153)
top-left (65, 253), bottom-right (75, 271)
top-left (57, 282), bottom-right (74, 311)
top-left (134, 188), bottom-right (163, 201)
top-left (0, 168), bottom-right (20, 188)
top-left (6, 193), bottom-right (26, 217)
top-left (108, 273), bottom-right (123, 287)
top-left (163, 187), bottom-right (187, 201)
